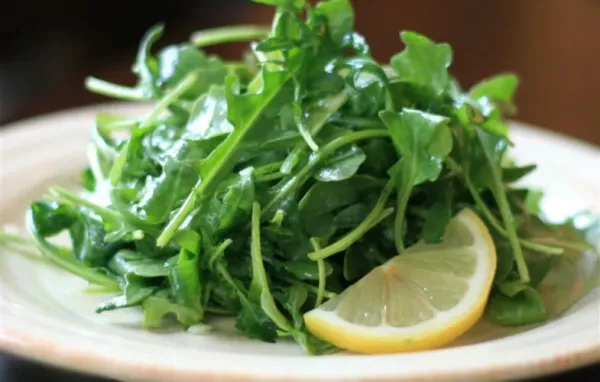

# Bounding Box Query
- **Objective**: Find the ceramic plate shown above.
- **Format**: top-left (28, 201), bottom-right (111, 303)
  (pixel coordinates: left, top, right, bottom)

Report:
top-left (0, 104), bottom-right (599, 382)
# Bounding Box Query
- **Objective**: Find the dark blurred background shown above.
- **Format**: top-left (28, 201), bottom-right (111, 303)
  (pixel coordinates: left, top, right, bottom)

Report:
top-left (0, 0), bottom-right (599, 144)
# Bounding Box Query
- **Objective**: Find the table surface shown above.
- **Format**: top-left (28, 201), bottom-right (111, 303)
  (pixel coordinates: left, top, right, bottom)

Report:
top-left (0, 352), bottom-right (597, 382)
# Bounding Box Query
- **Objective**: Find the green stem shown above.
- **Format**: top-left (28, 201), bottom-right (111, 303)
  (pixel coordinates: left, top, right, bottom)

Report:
top-left (206, 306), bottom-right (234, 315)
top-left (446, 157), bottom-right (564, 256)
top-left (0, 231), bottom-right (34, 246)
top-left (394, 179), bottom-right (412, 253)
top-left (138, 72), bottom-right (198, 131)
top-left (281, 92), bottom-right (348, 174)
top-left (95, 113), bottom-right (141, 132)
top-left (49, 186), bottom-right (122, 223)
top-left (310, 238), bottom-right (326, 308)
top-left (494, 186), bottom-right (530, 282)
top-left (250, 202), bottom-right (293, 332)
top-left (0, 232), bottom-right (50, 265)
top-left (292, 79), bottom-right (319, 152)
top-left (255, 172), bottom-right (286, 183)
top-left (85, 77), bottom-right (150, 101)
top-left (316, 260), bottom-right (326, 307)
top-left (309, 207), bottom-right (394, 261)
top-left (254, 161), bottom-right (286, 182)
top-left (309, 180), bottom-right (396, 261)
top-left (331, 116), bottom-right (385, 129)
top-left (277, 276), bottom-right (337, 299)
top-left (466, 175), bottom-right (564, 255)
top-left (385, 86), bottom-right (395, 112)
top-left (208, 239), bottom-right (233, 269)
top-left (254, 161), bottom-right (285, 176)
top-left (191, 25), bottom-right (270, 47)
top-left (295, 114), bottom-right (319, 152)
top-left (521, 238), bottom-right (591, 253)
top-left (264, 129), bottom-right (389, 215)
top-left (450, 154), bottom-right (529, 282)
top-left (496, 185), bottom-right (530, 283)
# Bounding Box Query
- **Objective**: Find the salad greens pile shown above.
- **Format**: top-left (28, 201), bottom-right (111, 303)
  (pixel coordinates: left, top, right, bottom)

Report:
top-left (2, 0), bottom-right (598, 354)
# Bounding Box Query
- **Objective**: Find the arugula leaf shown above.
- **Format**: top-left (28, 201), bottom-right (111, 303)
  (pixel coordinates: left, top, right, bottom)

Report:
top-left (315, 0), bottom-right (354, 46)
top-left (390, 31), bottom-right (452, 96)
top-left (81, 168), bottom-right (96, 192)
top-left (27, 205), bottom-right (120, 290)
top-left (314, 145), bottom-right (366, 182)
top-left (143, 294), bottom-right (202, 329)
top-left (361, 138), bottom-right (397, 176)
top-left (299, 176), bottom-right (380, 217)
top-left (343, 242), bottom-right (382, 281)
top-left (493, 235), bottom-right (515, 283)
top-left (379, 109), bottom-right (452, 251)
top-left (219, 168), bottom-right (255, 230)
top-left (30, 201), bottom-right (77, 237)
top-left (334, 203), bottom-right (371, 229)
top-left (108, 250), bottom-right (170, 278)
top-left (470, 73), bottom-right (519, 103)
top-left (281, 259), bottom-right (333, 281)
top-left (169, 247), bottom-right (203, 315)
top-left (70, 213), bottom-right (124, 267)
top-left (158, 45), bottom-right (227, 100)
top-left (191, 25), bottom-right (270, 48)
top-left (186, 86), bottom-right (233, 139)
top-left (486, 286), bottom-right (546, 326)
top-left (422, 185), bottom-right (453, 244)
top-left (502, 164), bottom-right (537, 183)
top-left (235, 298), bottom-right (279, 342)
top-left (96, 274), bottom-right (157, 313)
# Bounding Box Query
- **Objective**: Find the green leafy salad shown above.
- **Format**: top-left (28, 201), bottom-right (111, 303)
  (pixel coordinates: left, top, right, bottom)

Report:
top-left (1, 0), bottom-right (598, 355)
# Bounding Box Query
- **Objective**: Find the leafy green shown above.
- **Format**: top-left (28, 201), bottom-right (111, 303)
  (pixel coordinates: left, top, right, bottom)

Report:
top-left (390, 31), bottom-right (452, 96)
top-left (314, 145), bottom-right (366, 182)
top-left (158, 44), bottom-right (227, 99)
top-left (143, 294), bottom-right (202, 329)
top-left (96, 274), bottom-right (157, 313)
top-left (315, 0), bottom-right (354, 46)
top-left (108, 250), bottom-right (170, 277)
top-left (169, 246), bottom-right (203, 316)
top-left (470, 73), bottom-right (519, 103)
top-left (3, 0), bottom-right (597, 355)
top-left (422, 185), bottom-right (453, 244)
top-left (186, 86), bottom-right (233, 140)
top-left (486, 286), bottom-right (546, 326)
top-left (379, 109), bottom-right (452, 251)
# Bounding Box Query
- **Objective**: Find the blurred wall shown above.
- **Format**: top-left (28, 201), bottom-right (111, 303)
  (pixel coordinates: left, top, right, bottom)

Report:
top-left (1, 0), bottom-right (599, 145)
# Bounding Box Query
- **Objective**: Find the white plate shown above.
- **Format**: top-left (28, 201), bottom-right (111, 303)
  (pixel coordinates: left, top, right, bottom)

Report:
top-left (0, 103), bottom-right (599, 382)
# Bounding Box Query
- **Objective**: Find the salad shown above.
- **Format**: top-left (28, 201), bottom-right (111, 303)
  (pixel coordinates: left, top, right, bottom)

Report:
top-left (1, 0), bottom-right (598, 355)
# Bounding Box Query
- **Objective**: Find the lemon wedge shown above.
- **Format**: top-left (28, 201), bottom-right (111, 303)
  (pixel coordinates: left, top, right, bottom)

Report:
top-left (304, 209), bottom-right (496, 354)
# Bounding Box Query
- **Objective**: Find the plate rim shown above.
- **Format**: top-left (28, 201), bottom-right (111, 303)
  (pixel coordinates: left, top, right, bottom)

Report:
top-left (1, 103), bottom-right (599, 382)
